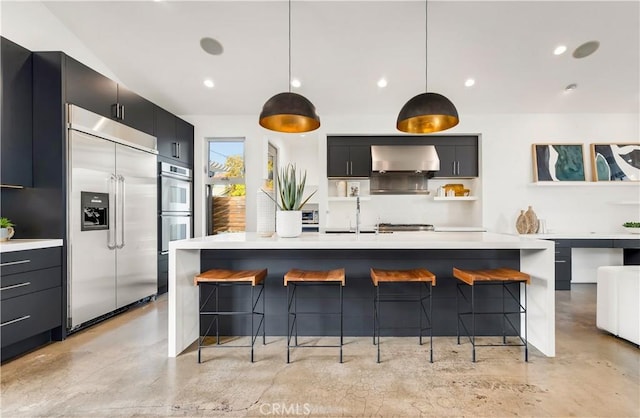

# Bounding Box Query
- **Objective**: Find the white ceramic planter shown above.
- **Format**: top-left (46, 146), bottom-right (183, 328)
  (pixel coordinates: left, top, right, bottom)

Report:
top-left (276, 211), bottom-right (302, 238)
top-left (0, 227), bottom-right (15, 242)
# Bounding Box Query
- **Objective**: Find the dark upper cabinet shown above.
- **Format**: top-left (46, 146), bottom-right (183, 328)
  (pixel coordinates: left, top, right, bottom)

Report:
top-left (65, 55), bottom-right (155, 136)
top-left (65, 56), bottom-right (117, 119)
top-left (433, 144), bottom-right (478, 178)
top-left (156, 106), bottom-right (194, 167)
top-left (327, 143), bottom-right (371, 177)
top-left (1, 37), bottom-right (33, 187)
top-left (116, 85), bottom-right (155, 136)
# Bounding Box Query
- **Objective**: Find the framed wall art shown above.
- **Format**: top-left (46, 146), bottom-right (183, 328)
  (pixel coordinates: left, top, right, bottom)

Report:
top-left (590, 143), bottom-right (640, 181)
top-left (532, 144), bottom-right (585, 182)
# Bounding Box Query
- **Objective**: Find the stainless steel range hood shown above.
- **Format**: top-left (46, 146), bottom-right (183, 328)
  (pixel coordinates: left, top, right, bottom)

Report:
top-left (371, 145), bottom-right (440, 173)
top-left (370, 145), bottom-right (439, 194)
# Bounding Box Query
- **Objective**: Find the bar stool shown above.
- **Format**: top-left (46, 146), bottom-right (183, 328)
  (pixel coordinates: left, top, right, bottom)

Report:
top-left (453, 267), bottom-right (530, 362)
top-left (370, 268), bottom-right (436, 363)
top-left (284, 268), bottom-right (345, 363)
top-left (194, 268), bottom-right (267, 363)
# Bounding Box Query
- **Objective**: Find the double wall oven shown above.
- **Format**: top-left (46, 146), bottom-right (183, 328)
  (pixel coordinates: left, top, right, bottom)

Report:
top-left (159, 162), bottom-right (192, 292)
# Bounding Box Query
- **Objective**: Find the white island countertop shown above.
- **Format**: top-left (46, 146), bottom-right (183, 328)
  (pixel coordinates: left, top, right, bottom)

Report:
top-left (527, 232), bottom-right (640, 240)
top-left (170, 231), bottom-right (552, 251)
top-left (169, 232), bottom-right (555, 358)
top-left (0, 239), bottom-right (63, 253)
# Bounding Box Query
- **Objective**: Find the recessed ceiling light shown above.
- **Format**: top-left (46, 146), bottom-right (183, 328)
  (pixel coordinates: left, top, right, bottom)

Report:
top-left (565, 83), bottom-right (578, 91)
top-left (377, 78), bottom-right (388, 88)
top-left (200, 37), bottom-right (224, 56)
top-left (573, 41), bottom-right (599, 59)
top-left (464, 78), bottom-right (475, 87)
top-left (203, 79), bottom-right (214, 88)
top-left (553, 45), bottom-right (567, 55)
top-left (291, 78), bottom-right (301, 88)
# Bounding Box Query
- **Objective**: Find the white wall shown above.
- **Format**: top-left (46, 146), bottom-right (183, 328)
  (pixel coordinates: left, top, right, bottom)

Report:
top-left (1, 1), bottom-right (120, 82)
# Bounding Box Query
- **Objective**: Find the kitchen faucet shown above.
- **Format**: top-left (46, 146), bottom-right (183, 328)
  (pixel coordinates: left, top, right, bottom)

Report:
top-left (355, 196), bottom-right (361, 235)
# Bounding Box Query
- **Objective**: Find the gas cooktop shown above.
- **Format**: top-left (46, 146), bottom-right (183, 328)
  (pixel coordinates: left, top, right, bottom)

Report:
top-left (377, 223), bottom-right (435, 232)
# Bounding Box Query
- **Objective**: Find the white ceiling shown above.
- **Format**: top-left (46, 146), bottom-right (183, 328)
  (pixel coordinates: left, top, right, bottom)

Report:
top-left (42, 1), bottom-right (639, 118)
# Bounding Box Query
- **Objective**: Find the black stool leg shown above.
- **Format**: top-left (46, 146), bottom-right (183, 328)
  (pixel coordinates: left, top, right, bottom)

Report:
top-left (250, 285), bottom-right (255, 363)
top-left (372, 285), bottom-right (376, 345)
top-left (456, 283), bottom-right (461, 345)
top-left (263, 282), bottom-right (266, 345)
top-left (502, 283), bottom-right (507, 344)
top-left (286, 284), bottom-right (291, 363)
top-left (419, 283), bottom-right (423, 346)
top-left (339, 283), bottom-right (343, 363)
top-left (376, 284), bottom-right (381, 363)
top-left (429, 282), bottom-right (433, 363)
top-left (215, 283), bottom-right (220, 345)
top-left (197, 284), bottom-right (202, 364)
top-left (524, 282), bottom-right (529, 362)
top-left (472, 284), bottom-right (476, 363)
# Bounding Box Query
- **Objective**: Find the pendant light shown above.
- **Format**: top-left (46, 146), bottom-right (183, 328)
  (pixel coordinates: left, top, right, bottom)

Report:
top-left (259, 0), bottom-right (320, 133)
top-left (396, 0), bottom-right (459, 134)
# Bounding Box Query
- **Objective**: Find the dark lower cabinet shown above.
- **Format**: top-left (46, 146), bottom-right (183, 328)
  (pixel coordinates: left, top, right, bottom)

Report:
top-left (1, 247), bottom-right (63, 362)
top-left (554, 246), bottom-right (571, 290)
top-left (1, 37), bottom-right (33, 187)
top-left (158, 253), bottom-right (168, 294)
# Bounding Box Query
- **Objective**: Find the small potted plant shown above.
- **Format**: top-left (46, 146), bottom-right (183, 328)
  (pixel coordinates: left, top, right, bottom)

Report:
top-left (0, 217), bottom-right (15, 241)
top-left (622, 222), bottom-right (640, 234)
top-left (263, 164), bottom-right (316, 237)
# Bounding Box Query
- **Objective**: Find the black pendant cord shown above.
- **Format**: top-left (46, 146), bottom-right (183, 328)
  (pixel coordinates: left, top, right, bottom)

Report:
top-left (425, 0), bottom-right (428, 93)
top-left (288, 0), bottom-right (292, 93)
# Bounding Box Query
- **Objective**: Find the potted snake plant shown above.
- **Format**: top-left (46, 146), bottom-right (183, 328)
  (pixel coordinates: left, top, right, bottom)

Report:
top-left (263, 164), bottom-right (316, 237)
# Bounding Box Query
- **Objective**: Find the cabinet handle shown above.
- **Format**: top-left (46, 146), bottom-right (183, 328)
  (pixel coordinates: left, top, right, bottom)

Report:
top-left (1, 315), bottom-right (30, 327)
top-left (555, 260), bottom-right (567, 263)
top-left (350, 161), bottom-right (353, 175)
top-left (177, 143), bottom-right (181, 159)
top-left (111, 103), bottom-right (119, 119)
top-left (120, 104), bottom-right (125, 120)
top-left (172, 142), bottom-right (180, 158)
top-left (0, 282), bottom-right (31, 291)
top-left (160, 251), bottom-right (169, 255)
top-left (346, 161), bottom-right (349, 175)
top-left (0, 259), bottom-right (31, 267)
top-left (452, 161), bottom-right (456, 175)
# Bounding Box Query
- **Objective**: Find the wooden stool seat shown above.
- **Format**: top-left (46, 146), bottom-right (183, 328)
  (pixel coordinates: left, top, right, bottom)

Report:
top-left (195, 268), bottom-right (267, 286)
top-left (370, 267), bottom-right (436, 363)
top-left (453, 266), bottom-right (529, 362)
top-left (284, 268), bottom-right (345, 286)
top-left (371, 268), bottom-right (436, 286)
top-left (284, 268), bottom-right (345, 363)
top-left (453, 267), bottom-right (530, 286)
top-left (194, 268), bottom-right (267, 363)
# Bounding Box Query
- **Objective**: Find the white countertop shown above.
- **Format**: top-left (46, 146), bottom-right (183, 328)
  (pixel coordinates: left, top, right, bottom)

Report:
top-left (0, 239), bottom-right (64, 253)
top-left (526, 233), bottom-right (640, 240)
top-left (170, 231), bottom-right (551, 251)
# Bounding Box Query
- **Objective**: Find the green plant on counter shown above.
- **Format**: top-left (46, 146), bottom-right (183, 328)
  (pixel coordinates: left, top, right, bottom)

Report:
top-left (262, 163), bottom-right (316, 211)
top-left (0, 217), bottom-right (14, 228)
top-left (622, 222), bottom-right (640, 228)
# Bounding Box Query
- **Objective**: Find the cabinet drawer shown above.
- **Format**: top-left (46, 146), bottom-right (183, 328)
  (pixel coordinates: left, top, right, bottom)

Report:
top-left (570, 239), bottom-right (613, 248)
top-left (0, 267), bottom-right (61, 301)
top-left (1, 287), bottom-right (61, 347)
top-left (554, 247), bottom-right (571, 258)
top-left (0, 247), bottom-right (61, 275)
top-left (551, 239), bottom-right (571, 248)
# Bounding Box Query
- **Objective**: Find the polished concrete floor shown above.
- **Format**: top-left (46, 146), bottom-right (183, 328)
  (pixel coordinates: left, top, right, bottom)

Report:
top-left (1, 284), bottom-right (638, 417)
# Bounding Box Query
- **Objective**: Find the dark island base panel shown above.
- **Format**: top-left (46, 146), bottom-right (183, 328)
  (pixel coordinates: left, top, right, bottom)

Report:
top-left (200, 249), bottom-right (522, 338)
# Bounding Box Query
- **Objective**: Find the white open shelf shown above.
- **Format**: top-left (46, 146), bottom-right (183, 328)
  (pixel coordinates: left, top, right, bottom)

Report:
top-left (433, 196), bottom-right (478, 201)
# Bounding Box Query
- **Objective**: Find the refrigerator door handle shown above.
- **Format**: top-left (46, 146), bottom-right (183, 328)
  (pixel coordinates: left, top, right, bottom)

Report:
top-left (116, 175), bottom-right (126, 249)
top-left (107, 174), bottom-right (117, 249)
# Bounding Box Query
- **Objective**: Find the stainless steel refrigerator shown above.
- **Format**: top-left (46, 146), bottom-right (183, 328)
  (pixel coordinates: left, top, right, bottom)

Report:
top-left (67, 104), bottom-right (157, 330)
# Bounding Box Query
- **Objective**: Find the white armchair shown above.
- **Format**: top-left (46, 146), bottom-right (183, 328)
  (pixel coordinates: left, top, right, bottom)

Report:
top-left (596, 266), bottom-right (640, 346)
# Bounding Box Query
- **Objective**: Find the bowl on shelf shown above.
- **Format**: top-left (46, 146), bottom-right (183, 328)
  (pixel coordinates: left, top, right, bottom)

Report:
top-left (624, 227), bottom-right (640, 234)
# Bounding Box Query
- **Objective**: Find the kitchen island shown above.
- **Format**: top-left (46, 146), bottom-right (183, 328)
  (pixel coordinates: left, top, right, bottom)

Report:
top-left (168, 232), bottom-right (555, 357)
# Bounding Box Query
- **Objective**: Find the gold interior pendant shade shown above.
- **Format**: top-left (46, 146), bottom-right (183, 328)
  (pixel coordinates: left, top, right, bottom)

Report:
top-left (397, 0), bottom-right (459, 134)
top-left (259, 92), bottom-right (320, 133)
top-left (396, 92), bottom-right (459, 133)
top-left (259, 0), bottom-right (320, 133)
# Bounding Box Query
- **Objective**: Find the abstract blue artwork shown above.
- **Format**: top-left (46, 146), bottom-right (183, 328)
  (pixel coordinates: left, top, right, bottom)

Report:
top-left (591, 143), bottom-right (640, 181)
top-left (533, 144), bottom-right (585, 182)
